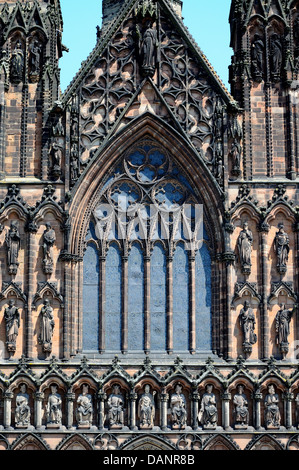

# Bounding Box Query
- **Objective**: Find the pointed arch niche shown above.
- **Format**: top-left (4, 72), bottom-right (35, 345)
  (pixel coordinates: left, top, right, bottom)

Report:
top-left (81, 136), bottom-right (214, 357)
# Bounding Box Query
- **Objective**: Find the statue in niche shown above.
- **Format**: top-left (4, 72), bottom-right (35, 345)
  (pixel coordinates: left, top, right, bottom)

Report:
top-left (70, 143), bottom-right (80, 183)
top-left (107, 384), bottom-right (125, 429)
top-left (46, 384), bottom-right (62, 427)
top-left (239, 301), bottom-right (257, 357)
top-left (264, 384), bottom-right (281, 429)
top-left (138, 384), bottom-right (156, 429)
top-left (270, 34), bottom-right (283, 81)
top-left (237, 222), bottom-right (253, 274)
top-left (4, 299), bottom-right (20, 353)
top-left (52, 116), bottom-right (65, 137)
top-left (198, 384), bottom-right (218, 430)
top-left (29, 39), bottom-right (42, 80)
top-left (10, 40), bottom-right (24, 84)
top-left (274, 223), bottom-right (290, 275)
top-left (76, 384), bottom-right (93, 428)
top-left (49, 141), bottom-right (63, 180)
top-left (233, 385), bottom-right (249, 429)
top-left (275, 304), bottom-right (295, 357)
top-left (5, 221), bottom-right (21, 275)
top-left (38, 299), bottom-right (55, 354)
top-left (170, 383), bottom-right (187, 430)
top-left (42, 223), bottom-right (56, 275)
top-left (70, 115), bottom-right (79, 139)
top-left (230, 139), bottom-right (242, 176)
top-left (139, 20), bottom-right (158, 75)
top-left (251, 34), bottom-right (264, 81)
top-left (15, 384), bottom-right (31, 428)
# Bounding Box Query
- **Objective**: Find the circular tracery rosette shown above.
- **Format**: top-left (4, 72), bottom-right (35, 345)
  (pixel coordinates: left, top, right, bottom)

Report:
top-left (124, 144), bottom-right (169, 185)
top-left (152, 179), bottom-right (186, 212)
top-left (107, 179), bottom-right (143, 213)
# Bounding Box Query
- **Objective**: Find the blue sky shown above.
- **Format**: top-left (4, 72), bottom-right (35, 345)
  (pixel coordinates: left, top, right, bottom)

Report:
top-left (59, 0), bottom-right (232, 92)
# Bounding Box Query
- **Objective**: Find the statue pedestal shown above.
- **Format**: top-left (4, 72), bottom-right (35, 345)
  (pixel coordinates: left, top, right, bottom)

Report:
top-left (203, 424), bottom-right (217, 430)
top-left (109, 424), bottom-right (123, 430)
top-left (15, 424), bottom-right (29, 429)
top-left (78, 423), bottom-right (91, 430)
top-left (140, 424), bottom-right (153, 430)
top-left (47, 423), bottom-right (61, 430)
top-left (172, 424), bottom-right (185, 431)
top-left (235, 424), bottom-right (248, 430)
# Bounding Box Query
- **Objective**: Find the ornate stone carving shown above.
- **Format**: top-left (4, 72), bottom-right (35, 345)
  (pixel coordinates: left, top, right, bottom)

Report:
top-left (233, 385), bottom-right (249, 429)
top-left (237, 222), bottom-right (253, 275)
top-left (15, 384), bottom-right (31, 429)
top-left (5, 221), bottom-right (21, 275)
top-left (264, 384), bottom-right (281, 430)
top-left (239, 301), bottom-right (257, 357)
top-left (38, 299), bottom-right (55, 354)
top-left (76, 384), bottom-right (93, 428)
top-left (138, 384), bottom-right (156, 429)
top-left (10, 40), bottom-right (24, 84)
top-left (251, 34), bottom-right (264, 82)
top-left (42, 223), bottom-right (56, 275)
top-left (274, 223), bottom-right (290, 275)
top-left (107, 384), bottom-right (125, 430)
top-left (170, 383), bottom-right (187, 430)
top-left (46, 384), bottom-right (62, 428)
top-left (4, 299), bottom-right (20, 353)
top-left (275, 304), bottom-right (295, 358)
top-left (198, 384), bottom-right (218, 430)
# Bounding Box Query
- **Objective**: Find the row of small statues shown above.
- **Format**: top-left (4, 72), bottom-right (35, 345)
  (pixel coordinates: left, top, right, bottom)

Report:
top-left (9, 39), bottom-right (42, 84)
top-left (4, 221), bottom-right (56, 276)
top-left (238, 222), bottom-right (289, 275)
top-left (11, 383), bottom-right (290, 431)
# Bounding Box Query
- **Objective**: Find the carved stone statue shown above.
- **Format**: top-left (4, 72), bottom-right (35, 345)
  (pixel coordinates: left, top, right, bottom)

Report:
top-left (275, 304), bottom-right (295, 357)
top-left (170, 383), bottom-right (187, 430)
top-left (42, 223), bottom-right (56, 274)
top-left (237, 222), bottom-right (253, 274)
top-left (4, 299), bottom-right (20, 353)
top-left (198, 384), bottom-right (218, 430)
top-left (10, 40), bottom-right (24, 84)
top-left (251, 34), bottom-right (264, 81)
top-left (233, 385), bottom-right (249, 429)
top-left (270, 34), bottom-right (282, 81)
top-left (76, 384), bottom-right (93, 428)
top-left (138, 384), bottom-right (156, 429)
top-left (264, 384), bottom-right (281, 429)
top-left (230, 139), bottom-right (242, 176)
top-left (38, 299), bottom-right (55, 354)
top-left (29, 39), bottom-right (42, 79)
top-left (46, 384), bottom-right (62, 428)
top-left (239, 301), bottom-right (257, 357)
top-left (15, 384), bottom-right (31, 428)
top-left (70, 143), bottom-right (80, 182)
top-left (49, 141), bottom-right (63, 180)
top-left (274, 223), bottom-right (290, 274)
top-left (140, 20), bottom-right (158, 75)
top-left (107, 384), bottom-right (125, 429)
top-left (5, 221), bottom-right (21, 275)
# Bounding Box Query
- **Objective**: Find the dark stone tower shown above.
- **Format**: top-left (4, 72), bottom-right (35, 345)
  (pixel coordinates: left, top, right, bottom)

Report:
top-left (0, 0), bottom-right (64, 180)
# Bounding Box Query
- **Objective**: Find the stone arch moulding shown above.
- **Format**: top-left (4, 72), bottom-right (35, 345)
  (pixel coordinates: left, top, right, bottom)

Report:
top-left (10, 432), bottom-right (51, 451)
top-left (121, 434), bottom-right (175, 451)
top-left (68, 113), bottom-right (226, 258)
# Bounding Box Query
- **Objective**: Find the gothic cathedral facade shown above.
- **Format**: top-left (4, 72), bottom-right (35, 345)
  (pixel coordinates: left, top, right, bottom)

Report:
top-left (0, 0), bottom-right (298, 451)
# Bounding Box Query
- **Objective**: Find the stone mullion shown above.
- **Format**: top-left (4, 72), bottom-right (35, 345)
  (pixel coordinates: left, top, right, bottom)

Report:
top-left (129, 390), bottom-right (138, 431)
top-left (254, 390), bottom-right (262, 431)
top-left (99, 255), bottom-right (106, 354)
top-left (189, 253), bottom-right (196, 354)
top-left (225, 257), bottom-right (234, 362)
top-left (222, 390), bottom-right (231, 431)
top-left (66, 391), bottom-right (76, 430)
top-left (3, 390), bottom-right (13, 430)
top-left (284, 392), bottom-right (294, 430)
top-left (98, 390), bottom-right (107, 430)
top-left (78, 260), bottom-right (84, 353)
top-left (260, 225), bottom-right (270, 361)
top-left (166, 255), bottom-right (173, 354)
top-left (161, 389), bottom-right (169, 431)
top-left (144, 255), bottom-right (151, 354)
top-left (122, 255), bottom-right (128, 354)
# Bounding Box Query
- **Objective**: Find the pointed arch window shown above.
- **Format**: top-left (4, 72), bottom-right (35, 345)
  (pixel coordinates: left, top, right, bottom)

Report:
top-left (83, 140), bottom-right (212, 355)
